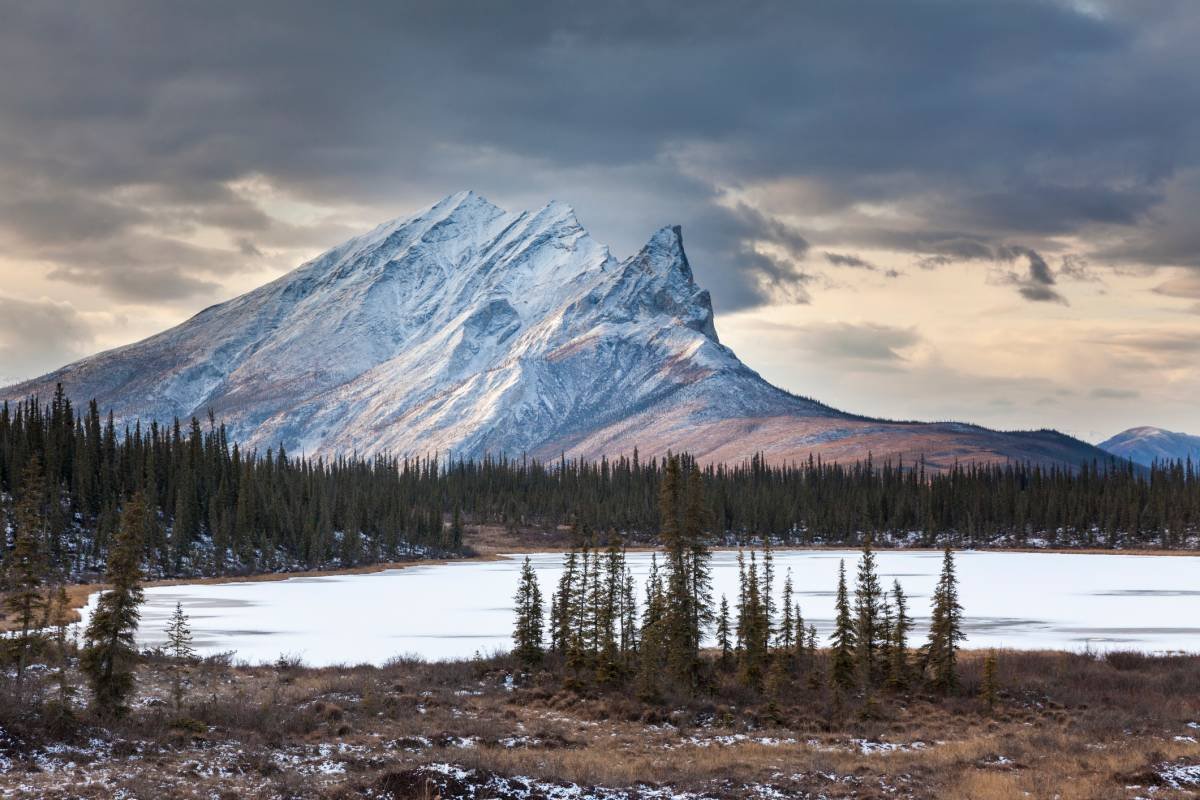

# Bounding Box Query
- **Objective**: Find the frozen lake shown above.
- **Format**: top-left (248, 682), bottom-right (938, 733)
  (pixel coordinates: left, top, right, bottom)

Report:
top-left (81, 550), bottom-right (1200, 666)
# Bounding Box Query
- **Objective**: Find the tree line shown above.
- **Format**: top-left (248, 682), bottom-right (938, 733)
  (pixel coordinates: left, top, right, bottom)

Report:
top-left (0, 389), bottom-right (464, 582)
top-left (2, 388), bottom-right (1198, 589)
top-left (512, 455), bottom-right (973, 705)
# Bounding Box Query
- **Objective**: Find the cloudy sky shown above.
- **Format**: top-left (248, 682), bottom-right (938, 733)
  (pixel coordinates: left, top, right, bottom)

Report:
top-left (1, 0), bottom-right (1197, 442)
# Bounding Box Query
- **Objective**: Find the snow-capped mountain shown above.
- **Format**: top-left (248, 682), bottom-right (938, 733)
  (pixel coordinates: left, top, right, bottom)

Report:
top-left (2, 191), bottom-right (1110, 468)
top-left (1098, 426), bottom-right (1200, 466)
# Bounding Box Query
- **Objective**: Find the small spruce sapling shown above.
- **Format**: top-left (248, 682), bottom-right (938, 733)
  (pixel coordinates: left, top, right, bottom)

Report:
top-left (166, 602), bottom-right (196, 712)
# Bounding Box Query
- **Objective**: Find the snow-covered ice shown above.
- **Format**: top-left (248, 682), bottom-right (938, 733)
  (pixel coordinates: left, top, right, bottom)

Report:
top-left (78, 549), bottom-right (1200, 666)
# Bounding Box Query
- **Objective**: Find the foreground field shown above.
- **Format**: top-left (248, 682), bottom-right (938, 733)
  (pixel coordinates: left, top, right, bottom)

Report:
top-left (1, 650), bottom-right (1198, 799)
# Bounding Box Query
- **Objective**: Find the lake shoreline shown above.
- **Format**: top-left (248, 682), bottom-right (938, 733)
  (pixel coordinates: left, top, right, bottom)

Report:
top-left (60, 546), bottom-right (1200, 665)
top-left (25, 553), bottom-right (500, 634)
top-left (29, 540), bottom-right (1198, 635)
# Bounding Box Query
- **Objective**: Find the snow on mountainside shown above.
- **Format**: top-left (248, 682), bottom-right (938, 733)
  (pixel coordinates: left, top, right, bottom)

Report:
top-left (1, 191), bottom-right (1111, 468)
top-left (1099, 426), bottom-right (1200, 466)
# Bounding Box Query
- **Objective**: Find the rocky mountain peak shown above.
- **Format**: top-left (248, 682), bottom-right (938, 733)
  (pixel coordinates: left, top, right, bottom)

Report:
top-left (0, 193), bottom-right (1111, 470)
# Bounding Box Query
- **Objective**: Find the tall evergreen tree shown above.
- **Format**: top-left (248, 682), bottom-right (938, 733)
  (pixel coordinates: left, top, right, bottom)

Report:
top-left (778, 569), bottom-right (795, 651)
top-left (887, 580), bottom-right (912, 690)
top-left (660, 456), bottom-right (700, 689)
top-left (512, 556), bottom-right (545, 667)
top-left (622, 565), bottom-right (638, 655)
top-left (716, 594), bottom-right (732, 668)
top-left (594, 542), bottom-right (624, 684)
top-left (762, 536), bottom-right (775, 633)
top-left (853, 538), bottom-right (886, 685)
top-left (924, 545), bottom-right (965, 692)
top-left (82, 492), bottom-right (148, 716)
top-left (5, 456), bottom-right (49, 693)
top-left (683, 465), bottom-right (713, 673)
top-left (737, 552), bottom-right (769, 689)
top-left (551, 549), bottom-right (578, 655)
top-left (636, 553), bottom-right (667, 701)
top-left (829, 559), bottom-right (857, 691)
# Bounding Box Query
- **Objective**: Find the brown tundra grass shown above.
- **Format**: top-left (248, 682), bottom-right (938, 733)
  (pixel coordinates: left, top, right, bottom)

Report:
top-left (0, 648), bottom-right (1197, 799)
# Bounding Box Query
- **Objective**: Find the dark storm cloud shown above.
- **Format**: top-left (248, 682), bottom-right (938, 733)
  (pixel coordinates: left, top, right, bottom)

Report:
top-left (1057, 256), bottom-right (1102, 284)
top-left (1, 1), bottom-right (1199, 308)
top-left (992, 247), bottom-right (1069, 304)
top-left (823, 253), bottom-right (876, 271)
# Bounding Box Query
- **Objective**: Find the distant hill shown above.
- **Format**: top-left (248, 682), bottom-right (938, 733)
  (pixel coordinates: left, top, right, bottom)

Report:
top-left (1098, 426), bottom-right (1200, 466)
top-left (2, 191), bottom-right (1113, 470)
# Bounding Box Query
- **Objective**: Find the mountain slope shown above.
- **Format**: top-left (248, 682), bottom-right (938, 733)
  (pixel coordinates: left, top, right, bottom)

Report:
top-left (1099, 426), bottom-right (1200, 466)
top-left (2, 191), bottom-right (1111, 469)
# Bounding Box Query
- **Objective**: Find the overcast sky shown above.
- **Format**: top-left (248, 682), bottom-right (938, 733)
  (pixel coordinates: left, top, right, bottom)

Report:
top-left (1, 0), bottom-right (1198, 441)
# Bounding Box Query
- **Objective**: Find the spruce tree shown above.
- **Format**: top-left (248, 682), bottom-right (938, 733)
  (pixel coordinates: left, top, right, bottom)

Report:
top-left (737, 552), bottom-right (769, 689)
top-left (735, 547), bottom-right (748, 653)
top-left (924, 545), bottom-right (965, 692)
top-left (716, 593), bottom-right (732, 668)
top-left (636, 556), bottom-right (667, 701)
top-left (6, 456), bottom-right (49, 694)
top-left (979, 652), bottom-right (998, 714)
top-left (878, 590), bottom-right (894, 681)
top-left (48, 585), bottom-right (77, 715)
top-left (683, 465), bottom-right (713, 674)
top-left (566, 546), bottom-right (591, 678)
top-left (829, 559), bottom-right (857, 691)
top-left (980, 650), bottom-right (999, 711)
top-left (450, 508), bottom-right (464, 550)
top-left (805, 624), bottom-right (822, 690)
top-left (552, 549), bottom-right (578, 656)
top-left (660, 456), bottom-right (701, 690)
top-left (512, 556), bottom-right (545, 667)
top-left (620, 565), bottom-right (638, 666)
top-left (594, 544), bottom-right (623, 684)
top-left (853, 538), bottom-right (885, 685)
top-left (548, 591), bottom-right (561, 653)
top-left (166, 601), bottom-right (196, 660)
top-left (778, 569), bottom-right (795, 651)
top-left (794, 605), bottom-right (806, 652)
top-left (165, 602), bottom-right (196, 712)
top-left (887, 580), bottom-right (912, 690)
top-left (82, 492), bottom-right (148, 716)
top-left (762, 536), bottom-right (775, 637)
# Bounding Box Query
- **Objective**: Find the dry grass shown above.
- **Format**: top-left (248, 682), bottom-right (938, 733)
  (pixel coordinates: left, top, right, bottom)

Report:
top-left (1, 648), bottom-right (1197, 798)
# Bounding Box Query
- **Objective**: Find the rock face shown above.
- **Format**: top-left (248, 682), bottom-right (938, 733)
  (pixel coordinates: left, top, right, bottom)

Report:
top-left (1099, 426), bottom-right (1200, 466)
top-left (2, 191), bottom-right (1111, 468)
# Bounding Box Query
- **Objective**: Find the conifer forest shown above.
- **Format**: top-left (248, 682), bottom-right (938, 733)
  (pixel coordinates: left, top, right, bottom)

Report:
top-left (2, 389), bottom-right (1198, 584)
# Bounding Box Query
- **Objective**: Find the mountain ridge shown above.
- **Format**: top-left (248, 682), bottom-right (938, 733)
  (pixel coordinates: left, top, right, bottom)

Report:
top-left (1099, 426), bottom-right (1200, 467)
top-left (2, 191), bottom-right (1113, 469)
